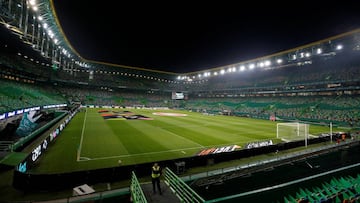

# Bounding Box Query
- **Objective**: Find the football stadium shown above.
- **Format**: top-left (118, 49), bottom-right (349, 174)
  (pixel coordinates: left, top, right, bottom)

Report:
top-left (1, 1), bottom-right (360, 203)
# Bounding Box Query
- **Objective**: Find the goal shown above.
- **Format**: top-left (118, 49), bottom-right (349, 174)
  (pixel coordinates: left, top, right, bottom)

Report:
top-left (277, 122), bottom-right (309, 144)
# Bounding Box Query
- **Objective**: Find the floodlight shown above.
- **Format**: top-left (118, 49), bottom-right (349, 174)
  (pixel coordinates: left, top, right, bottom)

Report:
top-left (264, 60), bottom-right (271, 66)
top-left (336, 44), bottom-right (343, 50)
top-left (29, 0), bottom-right (36, 6)
top-left (32, 6), bottom-right (38, 11)
top-left (316, 48), bottom-right (322, 54)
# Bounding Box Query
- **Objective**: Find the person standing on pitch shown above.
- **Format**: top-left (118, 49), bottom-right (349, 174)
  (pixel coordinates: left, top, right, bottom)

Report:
top-left (151, 162), bottom-right (162, 195)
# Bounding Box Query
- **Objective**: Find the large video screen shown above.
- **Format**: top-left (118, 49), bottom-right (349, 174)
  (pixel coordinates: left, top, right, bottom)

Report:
top-left (171, 92), bottom-right (186, 100)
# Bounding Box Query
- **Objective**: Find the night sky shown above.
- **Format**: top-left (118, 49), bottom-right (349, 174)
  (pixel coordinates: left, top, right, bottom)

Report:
top-left (52, 1), bottom-right (360, 73)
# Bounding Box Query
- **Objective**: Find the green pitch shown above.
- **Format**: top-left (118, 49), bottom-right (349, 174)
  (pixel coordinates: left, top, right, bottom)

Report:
top-left (31, 108), bottom-right (335, 173)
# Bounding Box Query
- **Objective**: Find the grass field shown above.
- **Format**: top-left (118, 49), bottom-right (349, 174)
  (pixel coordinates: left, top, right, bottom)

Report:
top-left (30, 108), bottom-right (337, 173)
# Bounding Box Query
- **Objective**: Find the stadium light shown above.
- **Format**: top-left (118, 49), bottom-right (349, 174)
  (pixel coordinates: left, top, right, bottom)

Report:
top-left (249, 64), bottom-right (255, 69)
top-left (28, 0), bottom-right (36, 6)
top-left (31, 6), bottom-right (39, 12)
top-left (264, 60), bottom-right (271, 66)
top-left (47, 30), bottom-right (54, 38)
top-left (28, 0), bottom-right (39, 12)
top-left (316, 48), bottom-right (322, 54)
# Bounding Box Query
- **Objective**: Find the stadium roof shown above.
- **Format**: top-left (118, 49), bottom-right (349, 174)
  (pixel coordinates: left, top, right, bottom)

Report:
top-left (52, 0), bottom-right (360, 73)
top-left (1, 0), bottom-right (360, 77)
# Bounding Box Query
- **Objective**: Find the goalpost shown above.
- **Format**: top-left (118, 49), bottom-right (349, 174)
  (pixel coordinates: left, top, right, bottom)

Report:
top-left (277, 122), bottom-right (309, 147)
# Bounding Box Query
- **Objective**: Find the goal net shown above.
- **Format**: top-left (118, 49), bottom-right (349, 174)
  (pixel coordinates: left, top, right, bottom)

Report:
top-left (277, 122), bottom-right (309, 143)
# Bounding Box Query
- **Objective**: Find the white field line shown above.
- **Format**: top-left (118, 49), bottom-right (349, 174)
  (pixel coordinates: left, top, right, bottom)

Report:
top-left (78, 146), bottom-right (204, 161)
top-left (77, 108), bottom-right (88, 161)
top-left (78, 141), bottom-right (247, 162)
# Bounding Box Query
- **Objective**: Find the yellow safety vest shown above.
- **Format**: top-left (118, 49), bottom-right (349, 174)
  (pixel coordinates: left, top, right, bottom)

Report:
top-left (151, 166), bottom-right (161, 178)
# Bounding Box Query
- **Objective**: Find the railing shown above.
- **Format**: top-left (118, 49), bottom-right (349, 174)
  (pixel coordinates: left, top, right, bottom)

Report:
top-left (130, 171), bottom-right (147, 203)
top-left (164, 167), bottom-right (205, 203)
